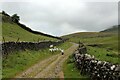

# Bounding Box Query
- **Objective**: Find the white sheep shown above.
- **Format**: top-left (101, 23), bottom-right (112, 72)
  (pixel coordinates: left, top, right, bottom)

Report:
top-left (50, 45), bottom-right (53, 48)
top-left (49, 47), bottom-right (61, 52)
top-left (56, 48), bottom-right (59, 51)
top-left (49, 48), bottom-right (53, 52)
top-left (61, 49), bottom-right (64, 55)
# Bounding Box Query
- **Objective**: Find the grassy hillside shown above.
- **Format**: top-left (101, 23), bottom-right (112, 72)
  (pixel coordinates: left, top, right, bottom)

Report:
top-left (1, 13), bottom-right (58, 42)
top-left (100, 25), bottom-right (119, 33)
top-left (62, 32), bottom-right (118, 51)
top-left (62, 31), bottom-right (119, 64)
top-left (2, 23), bottom-right (57, 42)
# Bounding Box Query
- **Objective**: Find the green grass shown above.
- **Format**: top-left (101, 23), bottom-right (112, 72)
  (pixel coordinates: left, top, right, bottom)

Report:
top-left (87, 46), bottom-right (120, 64)
top-left (63, 32), bottom-right (118, 51)
top-left (63, 55), bottom-right (89, 79)
top-left (2, 22), bottom-right (57, 42)
top-left (2, 42), bottom-right (72, 78)
top-left (1, 13), bottom-right (58, 42)
top-left (63, 32), bottom-right (119, 65)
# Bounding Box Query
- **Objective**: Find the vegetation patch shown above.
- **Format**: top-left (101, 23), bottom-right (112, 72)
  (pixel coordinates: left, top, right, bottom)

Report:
top-left (87, 46), bottom-right (120, 64)
top-left (63, 55), bottom-right (89, 79)
top-left (62, 32), bottom-right (118, 52)
top-left (2, 23), bottom-right (58, 42)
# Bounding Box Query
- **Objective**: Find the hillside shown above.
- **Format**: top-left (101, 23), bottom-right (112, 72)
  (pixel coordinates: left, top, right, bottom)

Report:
top-left (62, 31), bottom-right (118, 51)
top-left (1, 12), bottom-right (60, 42)
top-left (62, 27), bottom-right (119, 64)
top-left (100, 25), bottom-right (120, 33)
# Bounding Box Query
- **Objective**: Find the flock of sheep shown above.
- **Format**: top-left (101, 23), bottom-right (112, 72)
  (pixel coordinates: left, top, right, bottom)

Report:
top-left (73, 43), bottom-right (120, 80)
top-left (49, 45), bottom-right (64, 54)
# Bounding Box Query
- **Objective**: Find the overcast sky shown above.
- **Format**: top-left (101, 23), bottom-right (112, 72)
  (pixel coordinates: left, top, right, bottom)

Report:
top-left (0, 0), bottom-right (119, 36)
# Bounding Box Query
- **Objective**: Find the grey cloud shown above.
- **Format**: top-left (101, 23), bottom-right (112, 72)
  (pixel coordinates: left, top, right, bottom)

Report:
top-left (1, 0), bottom-right (118, 36)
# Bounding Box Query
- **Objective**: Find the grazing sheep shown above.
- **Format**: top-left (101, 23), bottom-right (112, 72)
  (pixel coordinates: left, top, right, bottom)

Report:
top-left (49, 49), bottom-right (53, 52)
top-left (61, 49), bottom-right (64, 55)
top-left (50, 44), bottom-right (53, 48)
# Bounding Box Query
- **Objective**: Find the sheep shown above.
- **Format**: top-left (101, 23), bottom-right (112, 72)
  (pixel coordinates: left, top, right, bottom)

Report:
top-left (61, 49), bottom-right (64, 55)
top-left (49, 46), bottom-right (63, 53)
top-left (49, 49), bottom-right (53, 52)
top-left (50, 44), bottom-right (53, 48)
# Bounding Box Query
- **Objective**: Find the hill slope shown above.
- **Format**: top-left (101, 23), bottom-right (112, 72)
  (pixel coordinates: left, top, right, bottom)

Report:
top-left (1, 12), bottom-right (60, 42)
top-left (62, 27), bottom-right (119, 64)
top-left (100, 25), bottom-right (120, 33)
top-left (62, 31), bottom-right (118, 51)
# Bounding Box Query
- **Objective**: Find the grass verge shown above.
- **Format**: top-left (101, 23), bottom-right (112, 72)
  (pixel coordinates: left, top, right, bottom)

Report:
top-left (63, 55), bottom-right (89, 79)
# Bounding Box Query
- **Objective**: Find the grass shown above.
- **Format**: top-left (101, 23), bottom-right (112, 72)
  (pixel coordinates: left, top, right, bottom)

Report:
top-left (2, 22), bottom-right (58, 42)
top-left (63, 55), bottom-right (89, 79)
top-left (2, 42), bottom-right (72, 78)
top-left (87, 46), bottom-right (120, 64)
top-left (63, 32), bottom-right (119, 64)
top-left (62, 32), bottom-right (119, 79)
top-left (63, 32), bottom-right (118, 51)
top-left (1, 13), bottom-right (58, 42)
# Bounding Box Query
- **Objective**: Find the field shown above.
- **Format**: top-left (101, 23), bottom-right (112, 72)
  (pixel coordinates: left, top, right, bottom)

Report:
top-left (87, 46), bottom-right (120, 64)
top-left (62, 32), bottom-right (119, 64)
top-left (2, 42), bottom-right (72, 78)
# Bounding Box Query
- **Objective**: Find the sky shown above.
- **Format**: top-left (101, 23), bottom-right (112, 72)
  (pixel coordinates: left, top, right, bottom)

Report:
top-left (0, 0), bottom-right (119, 36)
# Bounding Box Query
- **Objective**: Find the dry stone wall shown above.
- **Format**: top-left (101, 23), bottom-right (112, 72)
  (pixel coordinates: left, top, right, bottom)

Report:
top-left (1, 40), bottom-right (64, 56)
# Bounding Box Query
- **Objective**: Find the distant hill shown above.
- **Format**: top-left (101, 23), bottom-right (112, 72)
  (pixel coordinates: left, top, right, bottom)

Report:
top-left (62, 25), bottom-right (119, 39)
top-left (62, 25), bottom-right (118, 51)
top-left (1, 11), bottom-right (61, 42)
top-left (100, 25), bottom-right (119, 33)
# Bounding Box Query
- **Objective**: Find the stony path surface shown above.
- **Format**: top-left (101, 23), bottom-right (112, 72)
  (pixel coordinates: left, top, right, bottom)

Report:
top-left (15, 43), bottom-right (78, 78)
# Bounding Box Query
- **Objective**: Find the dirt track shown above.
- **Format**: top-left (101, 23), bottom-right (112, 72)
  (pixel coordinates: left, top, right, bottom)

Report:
top-left (15, 43), bottom-right (78, 78)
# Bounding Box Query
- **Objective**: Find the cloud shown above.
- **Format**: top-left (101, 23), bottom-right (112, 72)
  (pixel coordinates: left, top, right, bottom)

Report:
top-left (1, 0), bottom-right (118, 36)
